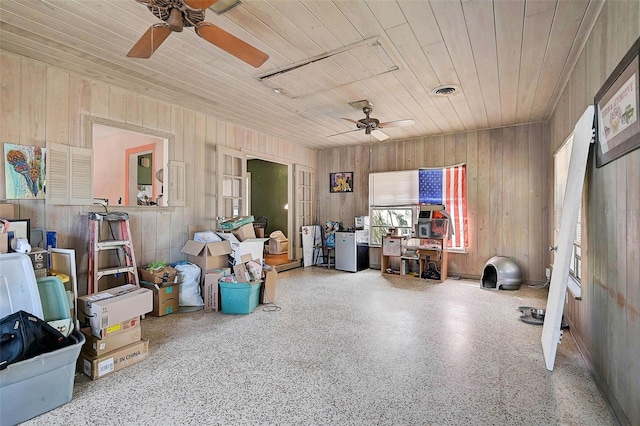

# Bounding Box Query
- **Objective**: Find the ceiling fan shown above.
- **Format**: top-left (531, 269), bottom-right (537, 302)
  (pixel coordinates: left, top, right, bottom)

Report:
top-left (328, 104), bottom-right (415, 141)
top-left (127, 0), bottom-right (269, 68)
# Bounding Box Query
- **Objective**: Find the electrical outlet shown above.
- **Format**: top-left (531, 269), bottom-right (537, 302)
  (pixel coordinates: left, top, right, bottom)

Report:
top-left (545, 267), bottom-right (551, 279)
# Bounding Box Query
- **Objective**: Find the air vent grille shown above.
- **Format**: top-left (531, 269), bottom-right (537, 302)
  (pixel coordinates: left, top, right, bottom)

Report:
top-left (432, 85), bottom-right (459, 96)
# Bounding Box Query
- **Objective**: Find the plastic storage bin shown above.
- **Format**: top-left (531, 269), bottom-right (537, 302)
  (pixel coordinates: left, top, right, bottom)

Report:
top-left (220, 281), bottom-right (261, 314)
top-left (0, 253), bottom-right (44, 320)
top-left (0, 253), bottom-right (84, 424)
top-left (37, 275), bottom-right (73, 336)
top-left (0, 330), bottom-right (85, 425)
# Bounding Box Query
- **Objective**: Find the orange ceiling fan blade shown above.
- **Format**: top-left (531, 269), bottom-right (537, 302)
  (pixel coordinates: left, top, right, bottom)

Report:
top-left (127, 24), bottom-right (172, 59)
top-left (196, 22), bottom-right (269, 67)
top-left (183, 0), bottom-right (220, 9)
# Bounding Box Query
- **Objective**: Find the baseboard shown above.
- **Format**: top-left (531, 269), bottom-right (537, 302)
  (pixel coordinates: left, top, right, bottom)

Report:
top-left (567, 317), bottom-right (631, 425)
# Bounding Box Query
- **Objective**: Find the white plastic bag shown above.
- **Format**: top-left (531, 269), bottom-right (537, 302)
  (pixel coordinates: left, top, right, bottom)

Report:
top-left (174, 262), bottom-right (203, 307)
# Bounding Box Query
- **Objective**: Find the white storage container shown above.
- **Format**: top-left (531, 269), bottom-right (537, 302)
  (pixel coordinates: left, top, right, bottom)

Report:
top-left (0, 253), bottom-right (44, 319)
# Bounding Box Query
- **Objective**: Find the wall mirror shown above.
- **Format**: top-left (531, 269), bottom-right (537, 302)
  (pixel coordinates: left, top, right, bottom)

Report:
top-left (85, 117), bottom-right (173, 207)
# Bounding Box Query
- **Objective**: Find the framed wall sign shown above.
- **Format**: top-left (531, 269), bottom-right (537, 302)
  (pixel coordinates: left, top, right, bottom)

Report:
top-left (330, 172), bottom-right (353, 193)
top-left (594, 37), bottom-right (640, 168)
top-left (7, 218), bottom-right (30, 241)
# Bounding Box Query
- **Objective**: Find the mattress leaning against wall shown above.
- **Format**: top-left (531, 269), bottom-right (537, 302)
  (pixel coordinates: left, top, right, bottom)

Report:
top-left (0, 252), bottom-right (85, 425)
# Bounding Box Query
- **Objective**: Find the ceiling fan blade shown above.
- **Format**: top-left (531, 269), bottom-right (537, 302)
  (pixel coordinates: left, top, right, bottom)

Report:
top-left (378, 119), bottom-right (415, 128)
top-left (341, 117), bottom-right (360, 124)
top-left (183, 0), bottom-right (220, 9)
top-left (126, 24), bottom-right (172, 59)
top-left (371, 130), bottom-right (389, 141)
top-left (196, 22), bottom-right (269, 67)
top-left (327, 128), bottom-right (364, 137)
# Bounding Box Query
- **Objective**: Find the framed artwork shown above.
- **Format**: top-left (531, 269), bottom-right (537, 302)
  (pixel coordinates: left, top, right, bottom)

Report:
top-left (7, 219), bottom-right (30, 242)
top-left (4, 143), bottom-right (46, 199)
top-left (595, 37), bottom-right (640, 168)
top-left (330, 172), bottom-right (354, 193)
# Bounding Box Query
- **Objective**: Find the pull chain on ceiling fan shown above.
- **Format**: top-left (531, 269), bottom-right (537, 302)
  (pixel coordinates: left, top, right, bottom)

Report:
top-left (127, 0), bottom-right (269, 68)
top-left (328, 105), bottom-right (415, 141)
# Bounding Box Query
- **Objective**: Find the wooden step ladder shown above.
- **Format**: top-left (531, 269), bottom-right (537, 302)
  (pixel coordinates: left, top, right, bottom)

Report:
top-left (88, 211), bottom-right (140, 294)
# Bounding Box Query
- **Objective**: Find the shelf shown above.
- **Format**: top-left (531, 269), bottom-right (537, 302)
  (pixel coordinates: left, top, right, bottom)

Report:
top-left (380, 229), bottom-right (448, 282)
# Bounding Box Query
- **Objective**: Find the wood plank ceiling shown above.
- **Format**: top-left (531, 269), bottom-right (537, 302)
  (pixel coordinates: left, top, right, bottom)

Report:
top-left (0, 0), bottom-right (603, 150)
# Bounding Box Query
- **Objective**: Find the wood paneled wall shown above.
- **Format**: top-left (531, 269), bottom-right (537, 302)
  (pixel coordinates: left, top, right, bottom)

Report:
top-left (317, 122), bottom-right (550, 284)
top-left (549, 1), bottom-right (639, 424)
top-left (0, 51), bottom-right (316, 295)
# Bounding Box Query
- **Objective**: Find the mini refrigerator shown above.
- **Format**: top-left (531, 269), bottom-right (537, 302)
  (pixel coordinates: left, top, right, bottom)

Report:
top-left (335, 230), bottom-right (369, 272)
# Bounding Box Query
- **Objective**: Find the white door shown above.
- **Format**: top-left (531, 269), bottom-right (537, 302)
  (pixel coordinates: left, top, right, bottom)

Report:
top-left (541, 105), bottom-right (594, 371)
top-left (294, 165), bottom-right (315, 261)
top-left (217, 147), bottom-right (247, 221)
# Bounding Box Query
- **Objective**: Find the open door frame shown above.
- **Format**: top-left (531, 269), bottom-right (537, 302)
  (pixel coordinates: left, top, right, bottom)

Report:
top-left (236, 149), bottom-right (314, 263)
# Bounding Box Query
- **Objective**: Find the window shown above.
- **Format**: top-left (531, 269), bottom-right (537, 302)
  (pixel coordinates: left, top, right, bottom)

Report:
top-left (370, 207), bottom-right (415, 245)
top-left (368, 167), bottom-right (468, 250)
top-left (554, 134), bottom-right (583, 296)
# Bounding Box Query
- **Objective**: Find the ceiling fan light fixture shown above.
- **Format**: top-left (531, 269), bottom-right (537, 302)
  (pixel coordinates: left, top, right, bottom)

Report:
top-left (432, 85), bottom-right (459, 96)
top-left (209, 0), bottom-right (241, 15)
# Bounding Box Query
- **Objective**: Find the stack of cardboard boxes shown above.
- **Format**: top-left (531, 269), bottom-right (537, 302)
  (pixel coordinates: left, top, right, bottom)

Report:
top-left (77, 284), bottom-right (153, 380)
top-left (139, 265), bottom-right (181, 316)
top-left (180, 222), bottom-right (277, 313)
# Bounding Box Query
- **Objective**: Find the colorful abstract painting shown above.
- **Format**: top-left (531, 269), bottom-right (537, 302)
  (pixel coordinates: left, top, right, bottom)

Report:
top-left (4, 143), bottom-right (46, 199)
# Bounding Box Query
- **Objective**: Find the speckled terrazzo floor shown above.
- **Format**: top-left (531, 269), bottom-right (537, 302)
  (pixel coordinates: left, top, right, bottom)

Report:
top-left (21, 268), bottom-right (617, 426)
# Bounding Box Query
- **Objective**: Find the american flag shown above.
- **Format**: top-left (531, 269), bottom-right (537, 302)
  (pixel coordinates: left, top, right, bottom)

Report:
top-left (418, 165), bottom-right (468, 248)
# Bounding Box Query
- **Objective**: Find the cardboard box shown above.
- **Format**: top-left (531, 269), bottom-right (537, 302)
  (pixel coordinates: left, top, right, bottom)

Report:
top-left (80, 339), bottom-right (149, 380)
top-left (89, 317), bottom-right (140, 339)
top-left (78, 284), bottom-right (152, 330)
top-left (1, 233), bottom-right (8, 254)
top-left (81, 324), bottom-right (141, 356)
top-left (138, 265), bottom-right (177, 285)
top-left (181, 239), bottom-right (231, 271)
top-left (231, 223), bottom-right (256, 241)
top-left (0, 203), bottom-right (18, 219)
top-left (33, 268), bottom-right (47, 279)
top-left (260, 266), bottom-right (278, 304)
top-left (26, 247), bottom-right (49, 271)
top-left (201, 268), bottom-right (231, 312)
top-left (217, 233), bottom-right (268, 264)
top-left (140, 281), bottom-right (181, 316)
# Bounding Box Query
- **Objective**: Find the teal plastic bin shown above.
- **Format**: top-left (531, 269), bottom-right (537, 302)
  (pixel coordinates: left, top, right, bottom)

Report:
top-left (36, 276), bottom-right (70, 321)
top-left (219, 281), bottom-right (262, 314)
top-left (37, 276), bottom-right (73, 336)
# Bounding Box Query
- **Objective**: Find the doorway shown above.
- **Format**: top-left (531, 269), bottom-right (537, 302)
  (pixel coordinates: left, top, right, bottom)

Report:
top-left (247, 159), bottom-right (290, 267)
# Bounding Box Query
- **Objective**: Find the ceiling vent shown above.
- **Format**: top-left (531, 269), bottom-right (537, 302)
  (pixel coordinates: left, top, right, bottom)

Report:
top-left (432, 85), bottom-right (459, 96)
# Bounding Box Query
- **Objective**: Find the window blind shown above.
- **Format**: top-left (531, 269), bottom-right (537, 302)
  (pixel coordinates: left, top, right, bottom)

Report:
top-left (369, 170), bottom-right (418, 206)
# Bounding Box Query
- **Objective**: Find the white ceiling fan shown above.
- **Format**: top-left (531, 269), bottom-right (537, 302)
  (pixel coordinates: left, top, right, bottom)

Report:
top-left (328, 103), bottom-right (415, 141)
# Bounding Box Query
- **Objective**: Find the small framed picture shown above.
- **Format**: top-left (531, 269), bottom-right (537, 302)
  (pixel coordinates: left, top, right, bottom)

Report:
top-left (330, 172), bottom-right (354, 193)
top-left (7, 218), bottom-right (30, 241)
top-left (594, 37), bottom-right (640, 168)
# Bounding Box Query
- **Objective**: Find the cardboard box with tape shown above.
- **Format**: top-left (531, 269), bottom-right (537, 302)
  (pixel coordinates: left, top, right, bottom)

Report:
top-left (78, 284), bottom-right (152, 331)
